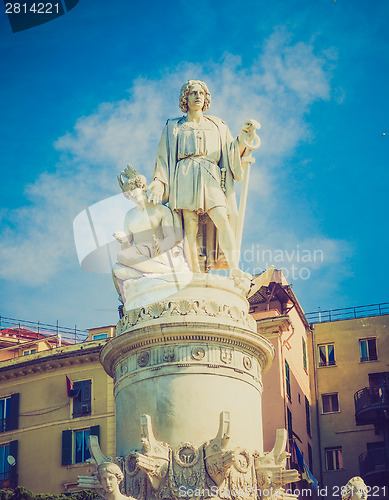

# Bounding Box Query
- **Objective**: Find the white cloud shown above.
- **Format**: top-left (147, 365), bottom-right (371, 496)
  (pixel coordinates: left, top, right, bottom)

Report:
top-left (0, 29), bottom-right (338, 288)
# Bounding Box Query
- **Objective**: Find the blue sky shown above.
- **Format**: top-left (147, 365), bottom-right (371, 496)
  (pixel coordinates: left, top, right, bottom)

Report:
top-left (0, 0), bottom-right (388, 330)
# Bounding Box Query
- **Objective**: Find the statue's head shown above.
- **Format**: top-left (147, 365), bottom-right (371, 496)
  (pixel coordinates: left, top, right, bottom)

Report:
top-left (97, 462), bottom-right (124, 490)
top-left (179, 80), bottom-right (211, 113)
top-left (118, 165), bottom-right (147, 192)
top-left (341, 477), bottom-right (368, 500)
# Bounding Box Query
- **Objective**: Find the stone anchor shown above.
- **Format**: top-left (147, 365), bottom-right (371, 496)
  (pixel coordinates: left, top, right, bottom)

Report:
top-left (125, 415), bottom-right (170, 492)
top-left (204, 411), bottom-right (233, 486)
top-left (254, 429), bottom-right (300, 500)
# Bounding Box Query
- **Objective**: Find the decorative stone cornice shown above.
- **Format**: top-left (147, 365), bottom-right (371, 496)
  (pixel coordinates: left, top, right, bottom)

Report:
top-left (113, 342), bottom-right (264, 390)
top-left (116, 297), bottom-right (257, 335)
top-left (255, 315), bottom-right (292, 338)
top-left (101, 320), bottom-right (275, 379)
top-left (0, 341), bottom-right (106, 380)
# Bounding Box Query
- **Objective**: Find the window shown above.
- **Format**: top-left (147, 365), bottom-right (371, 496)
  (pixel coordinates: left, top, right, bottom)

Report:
top-left (302, 338), bottom-right (307, 372)
top-left (305, 397), bottom-right (311, 436)
top-left (0, 444), bottom-right (9, 484)
top-left (72, 380), bottom-right (92, 418)
top-left (0, 398), bottom-right (10, 433)
top-left (285, 360), bottom-right (291, 400)
top-left (92, 333), bottom-right (108, 340)
top-left (318, 344), bottom-right (335, 367)
top-left (75, 429), bottom-right (91, 464)
top-left (0, 441), bottom-right (18, 488)
top-left (0, 394), bottom-right (19, 433)
top-left (23, 349), bottom-right (36, 356)
top-left (325, 447), bottom-right (343, 470)
top-left (322, 393), bottom-right (339, 413)
top-left (61, 426), bottom-right (100, 465)
top-left (359, 338), bottom-right (377, 362)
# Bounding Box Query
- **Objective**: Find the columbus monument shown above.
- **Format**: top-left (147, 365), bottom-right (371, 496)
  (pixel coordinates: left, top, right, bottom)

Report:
top-left (81, 80), bottom-right (301, 500)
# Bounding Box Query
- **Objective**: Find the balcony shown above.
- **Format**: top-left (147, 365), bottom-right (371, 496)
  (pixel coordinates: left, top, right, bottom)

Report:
top-left (359, 449), bottom-right (389, 486)
top-left (354, 386), bottom-right (389, 425)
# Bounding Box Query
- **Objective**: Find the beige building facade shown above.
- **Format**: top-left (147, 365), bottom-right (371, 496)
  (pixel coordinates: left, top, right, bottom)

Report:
top-left (311, 312), bottom-right (389, 499)
top-left (1, 273), bottom-right (316, 496)
top-left (249, 270), bottom-right (316, 497)
top-left (0, 325), bottom-right (115, 494)
top-left (2, 298), bottom-right (388, 497)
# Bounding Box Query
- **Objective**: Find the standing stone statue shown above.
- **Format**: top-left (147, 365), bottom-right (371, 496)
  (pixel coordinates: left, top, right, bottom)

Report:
top-left (147, 80), bottom-right (260, 275)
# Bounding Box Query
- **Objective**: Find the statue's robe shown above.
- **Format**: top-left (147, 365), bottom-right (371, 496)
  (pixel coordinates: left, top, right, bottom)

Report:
top-left (153, 115), bottom-right (243, 270)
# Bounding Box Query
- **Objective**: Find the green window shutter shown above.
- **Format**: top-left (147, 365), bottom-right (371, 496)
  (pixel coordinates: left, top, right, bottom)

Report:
top-left (285, 360), bottom-right (291, 399)
top-left (62, 430), bottom-right (73, 465)
top-left (9, 440), bottom-right (18, 488)
top-left (302, 338), bottom-right (307, 371)
top-left (90, 425), bottom-right (100, 438)
top-left (7, 393), bottom-right (20, 431)
top-left (305, 396), bottom-right (311, 436)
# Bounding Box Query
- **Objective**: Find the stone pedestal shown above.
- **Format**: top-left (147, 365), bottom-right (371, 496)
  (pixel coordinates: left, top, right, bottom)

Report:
top-left (98, 273), bottom-right (300, 500)
top-left (101, 273), bottom-right (274, 456)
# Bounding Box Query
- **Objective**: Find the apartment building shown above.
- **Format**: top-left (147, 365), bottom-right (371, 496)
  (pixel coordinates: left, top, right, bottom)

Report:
top-left (249, 270), bottom-right (316, 496)
top-left (309, 306), bottom-right (389, 500)
top-left (2, 297), bottom-right (388, 497)
top-left (0, 323), bottom-right (115, 494)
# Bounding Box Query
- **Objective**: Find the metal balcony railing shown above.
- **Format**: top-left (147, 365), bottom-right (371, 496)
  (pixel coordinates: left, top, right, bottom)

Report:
top-left (318, 360), bottom-right (336, 367)
top-left (0, 315), bottom-right (89, 344)
top-left (354, 386), bottom-right (389, 425)
top-left (359, 449), bottom-right (389, 477)
top-left (306, 302), bottom-right (389, 324)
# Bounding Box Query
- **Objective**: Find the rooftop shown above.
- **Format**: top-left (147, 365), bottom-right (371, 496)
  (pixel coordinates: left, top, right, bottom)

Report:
top-left (0, 315), bottom-right (89, 344)
top-left (305, 302), bottom-right (389, 324)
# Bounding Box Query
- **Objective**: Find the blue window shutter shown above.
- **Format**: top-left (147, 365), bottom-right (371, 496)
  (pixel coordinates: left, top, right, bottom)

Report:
top-left (7, 393), bottom-right (20, 431)
top-left (9, 440), bottom-right (18, 488)
top-left (62, 430), bottom-right (73, 465)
